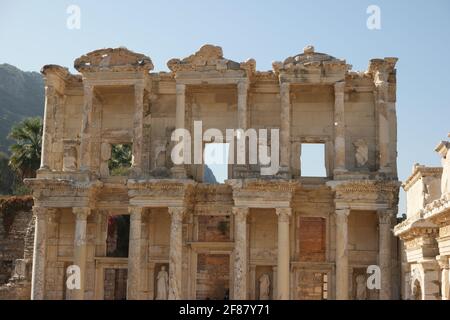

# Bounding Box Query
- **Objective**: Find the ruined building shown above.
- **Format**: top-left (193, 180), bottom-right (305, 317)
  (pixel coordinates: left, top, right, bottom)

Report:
top-left (25, 45), bottom-right (400, 300)
top-left (394, 135), bottom-right (450, 300)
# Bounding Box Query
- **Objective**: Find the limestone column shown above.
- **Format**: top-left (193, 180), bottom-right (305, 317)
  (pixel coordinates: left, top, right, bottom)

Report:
top-left (335, 208), bottom-right (350, 300)
top-left (79, 84), bottom-right (94, 171)
top-left (172, 84), bottom-right (187, 178)
top-left (40, 85), bottom-right (57, 170)
top-left (378, 210), bottom-right (392, 299)
top-left (276, 208), bottom-right (291, 300)
top-left (374, 77), bottom-right (390, 172)
top-left (280, 82), bottom-right (291, 171)
top-left (168, 207), bottom-right (185, 299)
top-left (334, 81), bottom-right (346, 173)
top-left (127, 207), bottom-right (143, 300)
top-left (421, 260), bottom-right (441, 300)
top-left (132, 83), bottom-right (145, 176)
top-left (72, 207), bottom-right (90, 300)
top-left (438, 256), bottom-right (450, 300)
top-left (233, 207), bottom-right (249, 300)
top-left (237, 80), bottom-right (248, 130)
top-left (31, 206), bottom-right (48, 300)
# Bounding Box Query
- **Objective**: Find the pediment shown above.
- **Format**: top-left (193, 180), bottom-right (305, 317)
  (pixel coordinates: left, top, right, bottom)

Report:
top-left (74, 47), bottom-right (154, 73)
top-left (167, 44), bottom-right (255, 75)
top-left (272, 45), bottom-right (349, 75)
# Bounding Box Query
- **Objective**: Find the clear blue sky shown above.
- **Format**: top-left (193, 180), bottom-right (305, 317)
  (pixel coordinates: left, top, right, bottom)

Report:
top-left (1, 0), bottom-right (450, 213)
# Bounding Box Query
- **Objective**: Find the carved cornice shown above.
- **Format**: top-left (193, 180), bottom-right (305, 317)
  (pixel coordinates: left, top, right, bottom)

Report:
top-left (41, 64), bottom-right (70, 79)
top-left (127, 179), bottom-right (195, 192)
top-left (24, 177), bottom-right (101, 192)
top-left (394, 215), bottom-right (438, 239)
top-left (435, 141), bottom-right (450, 158)
top-left (227, 179), bottom-right (299, 193)
top-left (368, 57), bottom-right (398, 76)
top-left (254, 71), bottom-right (277, 81)
top-left (403, 165), bottom-right (442, 191)
top-left (329, 179), bottom-right (400, 195)
top-left (127, 179), bottom-right (197, 208)
top-left (74, 47), bottom-right (154, 73)
top-left (422, 193), bottom-right (450, 225)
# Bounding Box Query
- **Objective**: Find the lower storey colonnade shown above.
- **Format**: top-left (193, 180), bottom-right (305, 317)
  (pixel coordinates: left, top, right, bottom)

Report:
top-left (30, 203), bottom-right (397, 300)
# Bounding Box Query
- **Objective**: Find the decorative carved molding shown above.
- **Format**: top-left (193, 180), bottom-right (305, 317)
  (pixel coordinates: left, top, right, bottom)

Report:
top-left (168, 207), bottom-right (186, 220)
top-left (73, 207), bottom-right (91, 220)
top-left (74, 47), bottom-right (154, 73)
top-left (167, 44), bottom-right (255, 76)
top-left (233, 207), bottom-right (249, 223)
top-left (272, 45), bottom-right (349, 77)
top-left (378, 210), bottom-right (394, 224)
top-left (403, 165), bottom-right (442, 191)
top-left (276, 208), bottom-right (292, 223)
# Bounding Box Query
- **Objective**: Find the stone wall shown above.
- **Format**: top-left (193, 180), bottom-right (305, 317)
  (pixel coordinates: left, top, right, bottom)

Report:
top-left (196, 254), bottom-right (230, 300)
top-left (0, 196), bottom-right (34, 300)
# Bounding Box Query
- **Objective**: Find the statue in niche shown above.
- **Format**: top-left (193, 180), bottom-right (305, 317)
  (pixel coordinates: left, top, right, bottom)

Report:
top-left (258, 273), bottom-right (271, 300)
top-left (353, 139), bottom-right (368, 168)
top-left (355, 274), bottom-right (367, 300)
top-left (422, 182), bottom-right (431, 205)
top-left (155, 266), bottom-right (169, 300)
top-left (63, 142), bottom-right (78, 172)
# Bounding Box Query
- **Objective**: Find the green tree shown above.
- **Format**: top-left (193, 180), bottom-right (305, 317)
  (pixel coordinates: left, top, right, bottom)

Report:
top-left (8, 117), bottom-right (42, 179)
top-left (0, 152), bottom-right (16, 194)
top-left (108, 144), bottom-right (132, 176)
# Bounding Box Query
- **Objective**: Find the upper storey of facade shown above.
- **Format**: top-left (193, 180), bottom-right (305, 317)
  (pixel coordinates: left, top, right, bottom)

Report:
top-left (36, 44), bottom-right (399, 183)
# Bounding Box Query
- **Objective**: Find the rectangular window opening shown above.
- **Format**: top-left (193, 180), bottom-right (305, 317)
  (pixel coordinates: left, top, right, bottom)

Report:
top-left (203, 143), bottom-right (230, 184)
top-left (106, 215), bottom-right (130, 257)
top-left (300, 143), bottom-right (327, 177)
top-left (108, 143), bottom-right (132, 176)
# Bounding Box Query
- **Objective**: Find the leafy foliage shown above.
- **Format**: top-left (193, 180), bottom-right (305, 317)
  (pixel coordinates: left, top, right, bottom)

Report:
top-left (0, 152), bottom-right (15, 194)
top-left (8, 117), bottom-right (42, 179)
top-left (108, 144), bottom-right (132, 176)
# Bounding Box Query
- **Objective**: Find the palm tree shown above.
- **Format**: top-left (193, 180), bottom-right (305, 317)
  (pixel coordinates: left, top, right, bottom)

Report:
top-left (8, 117), bottom-right (42, 179)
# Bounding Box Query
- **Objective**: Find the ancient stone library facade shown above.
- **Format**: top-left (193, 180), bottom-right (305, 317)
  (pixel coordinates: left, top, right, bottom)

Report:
top-left (394, 135), bottom-right (450, 300)
top-left (25, 45), bottom-right (401, 300)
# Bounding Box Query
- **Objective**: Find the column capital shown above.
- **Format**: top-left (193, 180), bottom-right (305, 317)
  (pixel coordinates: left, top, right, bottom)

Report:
top-left (128, 207), bottom-right (144, 220)
top-left (232, 206), bottom-right (249, 216)
top-left (83, 83), bottom-right (94, 94)
top-left (134, 81), bottom-right (145, 91)
top-left (176, 83), bottom-right (186, 94)
top-left (168, 207), bottom-right (186, 220)
top-left (32, 206), bottom-right (47, 220)
top-left (335, 208), bottom-right (350, 223)
top-left (237, 80), bottom-right (249, 93)
top-left (276, 208), bottom-right (292, 222)
top-left (437, 256), bottom-right (449, 269)
top-left (377, 209), bottom-right (394, 224)
top-left (334, 81), bottom-right (345, 93)
top-left (280, 82), bottom-right (290, 91)
top-left (73, 207), bottom-right (91, 220)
